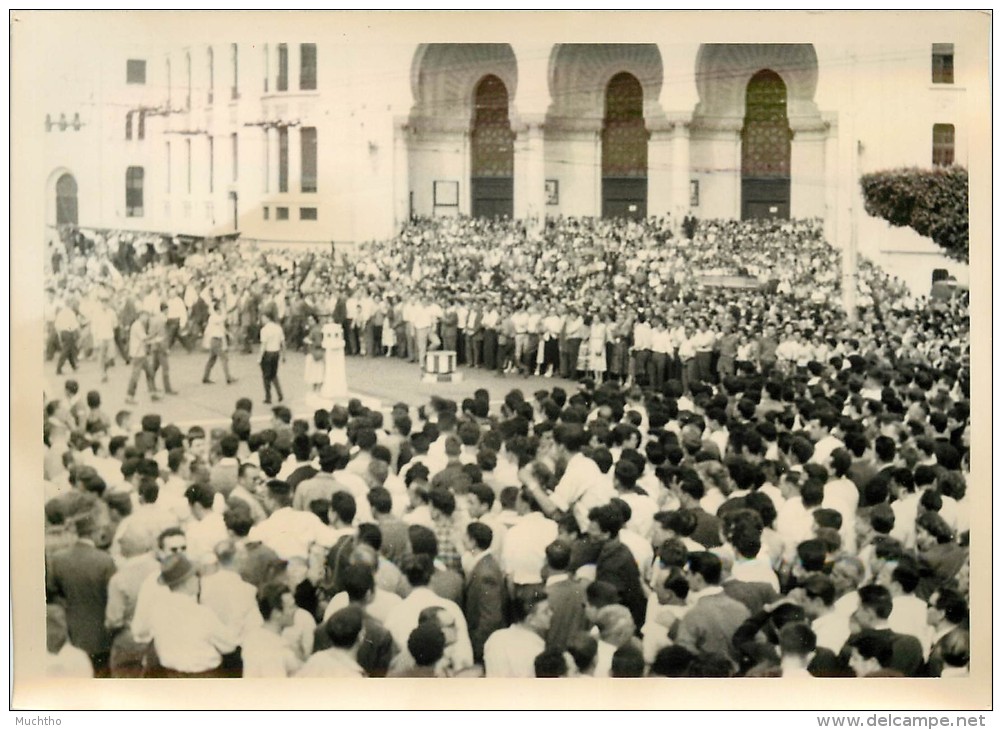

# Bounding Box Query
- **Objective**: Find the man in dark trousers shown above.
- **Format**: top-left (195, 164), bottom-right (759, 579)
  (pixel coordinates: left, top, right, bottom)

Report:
top-left (258, 311), bottom-right (285, 405)
top-left (461, 522), bottom-right (508, 664)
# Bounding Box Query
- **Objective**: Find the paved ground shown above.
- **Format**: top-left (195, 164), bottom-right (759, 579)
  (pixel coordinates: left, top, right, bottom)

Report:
top-left (43, 347), bottom-right (580, 427)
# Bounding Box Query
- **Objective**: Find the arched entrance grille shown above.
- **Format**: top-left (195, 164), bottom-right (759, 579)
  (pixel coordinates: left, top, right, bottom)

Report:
top-left (470, 75), bottom-right (514, 219)
top-left (56, 173), bottom-right (78, 226)
top-left (602, 72), bottom-right (647, 219)
top-left (741, 69), bottom-right (791, 219)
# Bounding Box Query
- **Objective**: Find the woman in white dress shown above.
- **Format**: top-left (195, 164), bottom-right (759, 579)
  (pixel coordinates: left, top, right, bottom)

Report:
top-left (588, 312), bottom-right (608, 382)
top-left (303, 316), bottom-right (325, 393)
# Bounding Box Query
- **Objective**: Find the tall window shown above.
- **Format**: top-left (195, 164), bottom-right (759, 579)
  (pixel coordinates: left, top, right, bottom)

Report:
top-left (933, 123), bottom-right (955, 166)
top-left (185, 52), bottom-right (192, 109)
top-left (208, 137), bottom-right (214, 193)
top-left (301, 127), bottom-right (317, 192)
top-left (230, 43), bottom-right (239, 99)
top-left (932, 43), bottom-right (954, 84)
top-left (185, 139), bottom-right (192, 193)
top-left (277, 44), bottom-right (289, 92)
top-left (207, 47), bottom-right (215, 104)
top-left (166, 142), bottom-right (172, 193)
top-left (125, 112), bottom-right (133, 140)
top-left (126, 59), bottom-right (146, 84)
top-left (300, 44), bottom-right (317, 90)
top-left (137, 111), bottom-right (145, 140)
top-left (126, 167), bottom-right (144, 217)
top-left (278, 127), bottom-right (289, 192)
top-left (231, 132), bottom-right (239, 181)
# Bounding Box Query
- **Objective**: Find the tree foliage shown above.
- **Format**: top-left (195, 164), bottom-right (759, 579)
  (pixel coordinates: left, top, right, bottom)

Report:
top-left (859, 166), bottom-right (969, 263)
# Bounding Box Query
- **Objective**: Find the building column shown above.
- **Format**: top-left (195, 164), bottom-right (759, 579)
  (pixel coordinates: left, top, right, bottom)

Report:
top-left (669, 118), bottom-right (692, 223)
top-left (514, 116), bottom-right (546, 231)
top-left (511, 43), bottom-right (551, 230)
top-left (646, 120), bottom-right (673, 217)
top-left (656, 43), bottom-right (699, 227)
top-left (823, 114), bottom-right (839, 245)
top-left (393, 118), bottom-right (410, 229)
top-left (790, 118), bottom-right (829, 219)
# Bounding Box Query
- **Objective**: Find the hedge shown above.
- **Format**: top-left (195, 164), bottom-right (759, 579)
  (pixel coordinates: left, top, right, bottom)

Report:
top-left (859, 166), bottom-right (969, 263)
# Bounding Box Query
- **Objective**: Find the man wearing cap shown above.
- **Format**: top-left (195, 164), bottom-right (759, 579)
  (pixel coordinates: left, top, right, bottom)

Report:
top-left (144, 553), bottom-right (239, 677)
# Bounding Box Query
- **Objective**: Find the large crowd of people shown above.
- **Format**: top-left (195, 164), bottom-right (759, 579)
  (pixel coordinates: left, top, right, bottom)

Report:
top-left (43, 214), bottom-right (971, 679)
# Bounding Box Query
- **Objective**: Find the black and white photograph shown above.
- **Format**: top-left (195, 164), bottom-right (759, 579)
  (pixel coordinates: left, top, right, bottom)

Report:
top-left (9, 9), bottom-right (991, 716)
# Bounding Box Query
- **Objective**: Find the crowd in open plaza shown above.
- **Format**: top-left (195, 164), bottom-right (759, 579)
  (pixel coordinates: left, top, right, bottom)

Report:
top-left (42, 214), bottom-right (971, 679)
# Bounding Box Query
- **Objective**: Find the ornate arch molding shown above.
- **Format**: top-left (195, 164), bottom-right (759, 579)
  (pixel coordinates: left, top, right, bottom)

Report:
top-left (548, 44), bottom-right (665, 130)
top-left (410, 44), bottom-right (518, 133)
top-left (46, 166), bottom-right (78, 227)
top-left (694, 44), bottom-right (820, 129)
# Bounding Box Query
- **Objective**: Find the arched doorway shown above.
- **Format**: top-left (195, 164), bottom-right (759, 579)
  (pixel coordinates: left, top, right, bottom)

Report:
top-left (741, 69), bottom-right (791, 219)
top-left (602, 72), bottom-right (647, 219)
top-left (470, 75), bottom-right (514, 219)
top-left (56, 173), bottom-right (78, 226)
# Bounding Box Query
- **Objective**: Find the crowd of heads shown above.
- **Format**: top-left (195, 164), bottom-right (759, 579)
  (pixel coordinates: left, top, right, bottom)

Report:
top-left (43, 213), bottom-right (972, 680)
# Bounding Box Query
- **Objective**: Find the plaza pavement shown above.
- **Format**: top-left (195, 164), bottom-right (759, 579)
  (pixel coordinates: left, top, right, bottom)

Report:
top-left (43, 347), bottom-right (581, 428)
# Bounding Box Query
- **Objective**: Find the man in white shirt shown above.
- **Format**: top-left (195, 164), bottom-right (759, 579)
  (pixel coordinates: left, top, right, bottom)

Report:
top-left (548, 423), bottom-right (615, 533)
top-left (383, 554), bottom-right (474, 670)
top-left (145, 553), bottom-right (239, 677)
top-left (411, 296), bottom-right (437, 369)
top-left (183, 484), bottom-right (228, 567)
top-left (502, 489), bottom-right (558, 590)
top-left (258, 311), bottom-right (286, 405)
top-left (198, 540), bottom-right (264, 647)
top-left (240, 583), bottom-right (302, 677)
top-left (631, 316), bottom-right (653, 388)
top-left (247, 480), bottom-right (334, 562)
top-left (789, 574), bottom-right (850, 655)
top-left (884, 562), bottom-right (932, 657)
top-left (90, 298), bottom-right (119, 382)
top-left (165, 289), bottom-right (190, 352)
top-left (483, 587), bottom-right (551, 678)
top-left (110, 477), bottom-right (179, 567)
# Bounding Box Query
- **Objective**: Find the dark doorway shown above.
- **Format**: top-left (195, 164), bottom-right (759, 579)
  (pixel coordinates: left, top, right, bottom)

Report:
top-left (56, 173), bottom-right (78, 226)
top-left (602, 72), bottom-right (647, 220)
top-left (741, 69), bottom-right (791, 220)
top-left (470, 75), bottom-right (513, 219)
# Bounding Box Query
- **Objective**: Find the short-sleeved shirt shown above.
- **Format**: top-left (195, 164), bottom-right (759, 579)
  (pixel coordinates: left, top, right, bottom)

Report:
top-left (260, 321), bottom-right (285, 353)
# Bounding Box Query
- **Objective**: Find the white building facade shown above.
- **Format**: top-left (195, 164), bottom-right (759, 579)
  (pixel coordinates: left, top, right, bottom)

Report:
top-left (32, 14), bottom-right (985, 294)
